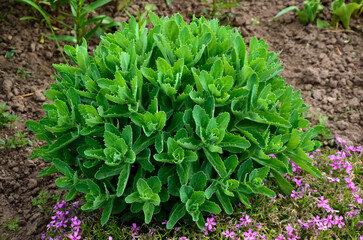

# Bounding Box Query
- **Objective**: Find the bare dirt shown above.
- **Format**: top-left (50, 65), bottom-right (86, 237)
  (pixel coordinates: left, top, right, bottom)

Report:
top-left (0, 0), bottom-right (362, 239)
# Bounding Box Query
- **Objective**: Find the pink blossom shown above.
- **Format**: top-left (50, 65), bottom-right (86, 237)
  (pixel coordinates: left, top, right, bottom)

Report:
top-left (222, 229), bottom-right (235, 239)
top-left (353, 193), bottom-right (363, 204)
top-left (68, 231), bottom-right (81, 240)
top-left (297, 219), bottom-right (309, 229)
top-left (293, 178), bottom-right (302, 187)
top-left (323, 215), bottom-right (334, 228)
top-left (275, 234), bottom-right (285, 240)
top-left (180, 237), bottom-right (189, 240)
top-left (333, 215), bottom-right (345, 228)
top-left (285, 224), bottom-right (296, 233)
top-left (316, 196), bottom-right (329, 208)
top-left (326, 177), bottom-right (340, 183)
top-left (243, 228), bottom-right (258, 240)
top-left (308, 215), bottom-right (322, 225)
top-left (240, 214), bottom-right (253, 227)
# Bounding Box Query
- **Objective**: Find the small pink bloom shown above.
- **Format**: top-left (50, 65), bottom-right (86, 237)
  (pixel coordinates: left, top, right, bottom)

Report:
top-left (222, 229), bottom-right (235, 239)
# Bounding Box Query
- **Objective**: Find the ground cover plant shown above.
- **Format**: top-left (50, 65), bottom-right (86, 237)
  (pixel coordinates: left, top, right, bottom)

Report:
top-left (274, 0), bottom-right (363, 29)
top-left (38, 137), bottom-right (363, 239)
top-left (27, 11), bottom-right (328, 234)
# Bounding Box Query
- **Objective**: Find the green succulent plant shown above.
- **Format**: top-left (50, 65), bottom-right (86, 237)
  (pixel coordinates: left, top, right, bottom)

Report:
top-left (27, 13), bottom-right (323, 230)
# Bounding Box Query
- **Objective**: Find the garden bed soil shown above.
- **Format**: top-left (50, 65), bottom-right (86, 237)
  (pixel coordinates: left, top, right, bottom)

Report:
top-left (0, 0), bottom-right (362, 239)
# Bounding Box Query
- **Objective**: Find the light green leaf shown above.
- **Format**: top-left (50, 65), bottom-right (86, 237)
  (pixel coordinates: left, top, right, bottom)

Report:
top-left (101, 198), bottom-right (114, 225)
top-left (203, 148), bottom-right (227, 178)
top-left (166, 203), bottom-right (186, 229)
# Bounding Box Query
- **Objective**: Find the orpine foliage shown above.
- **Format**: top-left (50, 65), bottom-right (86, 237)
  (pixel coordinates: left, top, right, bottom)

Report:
top-left (27, 13), bottom-right (323, 230)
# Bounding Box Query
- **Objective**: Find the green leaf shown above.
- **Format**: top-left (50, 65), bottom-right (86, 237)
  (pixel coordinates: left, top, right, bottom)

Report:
top-left (285, 148), bottom-right (322, 178)
top-left (116, 164), bottom-right (131, 197)
top-left (143, 202), bottom-right (154, 224)
top-left (216, 189), bottom-right (233, 215)
top-left (147, 176), bottom-right (162, 194)
top-left (95, 164), bottom-right (123, 180)
top-left (270, 168), bottom-right (294, 195)
top-left (332, 2), bottom-right (360, 29)
top-left (37, 165), bottom-right (58, 177)
top-left (200, 200), bottom-right (221, 214)
top-left (203, 148), bottom-right (227, 178)
top-left (316, 19), bottom-right (333, 29)
top-left (125, 192), bottom-right (142, 203)
top-left (180, 185), bottom-right (194, 203)
top-left (164, 20), bottom-right (179, 42)
top-left (166, 203), bottom-right (186, 229)
top-left (190, 171), bottom-right (207, 191)
top-left (53, 159), bottom-right (75, 178)
top-left (47, 132), bottom-right (80, 153)
top-left (273, 6), bottom-right (300, 21)
top-left (219, 133), bottom-right (250, 151)
top-left (101, 198), bottom-right (114, 225)
top-left (237, 159), bottom-right (253, 182)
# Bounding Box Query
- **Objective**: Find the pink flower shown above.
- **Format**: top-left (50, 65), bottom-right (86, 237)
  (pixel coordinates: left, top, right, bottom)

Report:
top-left (308, 215), bottom-right (322, 225)
top-left (108, 237), bottom-right (112, 240)
top-left (180, 237), bottom-right (189, 240)
top-left (323, 215), bottom-right (334, 228)
top-left (329, 160), bottom-right (340, 170)
top-left (269, 154), bottom-right (277, 158)
top-left (335, 137), bottom-right (346, 144)
top-left (353, 193), bottom-right (363, 204)
top-left (344, 177), bottom-right (357, 191)
top-left (333, 215), bottom-right (345, 228)
top-left (297, 219), bottom-right (309, 229)
top-left (243, 228), bottom-right (258, 240)
top-left (68, 231), bottom-right (81, 240)
top-left (317, 196), bottom-right (329, 208)
top-left (259, 234), bottom-right (267, 239)
top-left (205, 217), bottom-right (217, 231)
top-left (293, 178), bottom-right (302, 187)
top-left (285, 224), bottom-right (295, 233)
top-left (222, 229), bottom-right (235, 239)
top-left (240, 214), bottom-right (253, 227)
top-left (291, 190), bottom-right (300, 200)
top-left (317, 222), bottom-right (327, 231)
top-left (275, 234), bottom-right (285, 240)
top-left (326, 177), bottom-right (340, 183)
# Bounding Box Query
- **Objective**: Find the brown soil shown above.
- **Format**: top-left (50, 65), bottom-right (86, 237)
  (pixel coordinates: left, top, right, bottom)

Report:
top-left (0, 0), bottom-right (362, 239)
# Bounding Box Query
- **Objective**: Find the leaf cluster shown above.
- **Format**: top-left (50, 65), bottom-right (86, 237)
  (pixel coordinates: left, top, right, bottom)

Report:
top-left (27, 13), bottom-right (322, 230)
top-left (199, 0), bottom-right (243, 20)
top-left (274, 0), bottom-right (363, 29)
top-left (273, 0), bottom-right (323, 25)
top-left (0, 103), bottom-right (22, 128)
top-left (331, 0), bottom-right (363, 29)
top-left (16, 0), bottom-right (120, 46)
top-left (0, 131), bottom-right (33, 149)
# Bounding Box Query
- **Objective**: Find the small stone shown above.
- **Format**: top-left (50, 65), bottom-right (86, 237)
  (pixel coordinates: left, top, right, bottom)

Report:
top-left (305, 84), bottom-right (312, 90)
top-left (303, 67), bottom-right (320, 84)
top-left (337, 120), bottom-right (348, 130)
top-left (349, 113), bottom-right (360, 123)
top-left (348, 98), bottom-right (360, 107)
top-left (27, 179), bottom-right (37, 190)
top-left (8, 35), bottom-right (12, 40)
top-left (45, 51), bottom-right (53, 59)
top-left (30, 42), bottom-right (36, 52)
top-left (312, 90), bottom-right (322, 100)
top-left (33, 91), bottom-right (46, 102)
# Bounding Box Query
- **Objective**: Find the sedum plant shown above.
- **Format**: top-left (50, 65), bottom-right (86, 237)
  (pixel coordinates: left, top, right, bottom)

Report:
top-left (27, 13), bottom-right (323, 230)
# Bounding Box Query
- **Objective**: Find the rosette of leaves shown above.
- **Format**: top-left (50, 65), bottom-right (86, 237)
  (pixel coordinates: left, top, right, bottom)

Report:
top-left (27, 13), bottom-right (324, 229)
